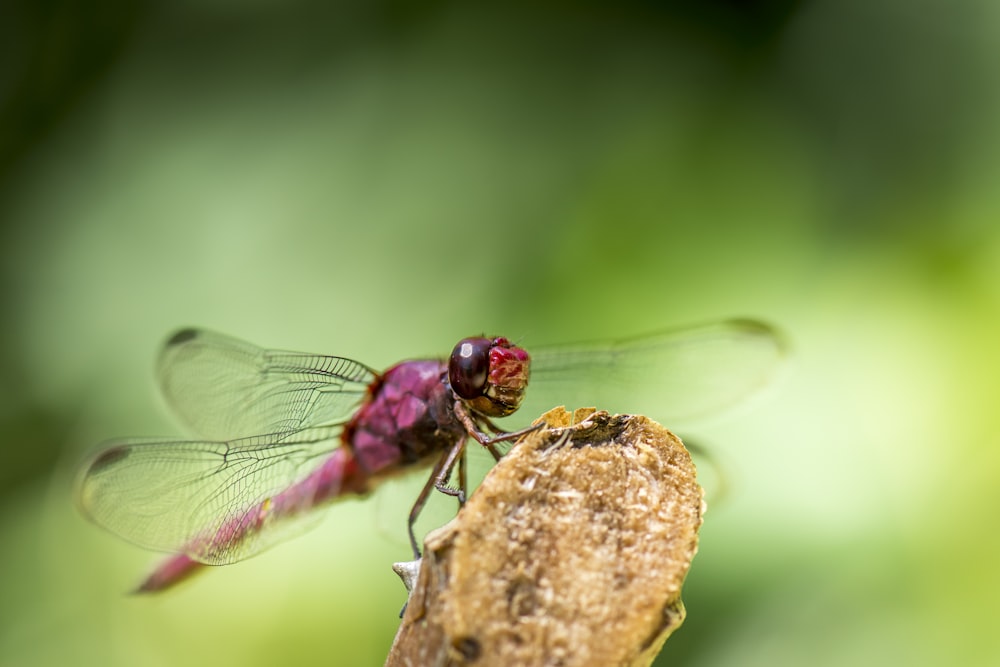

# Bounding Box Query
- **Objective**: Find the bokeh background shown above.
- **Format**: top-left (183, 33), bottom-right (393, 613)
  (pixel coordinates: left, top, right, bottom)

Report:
top-left (2, 1), bottom-right (999, 665)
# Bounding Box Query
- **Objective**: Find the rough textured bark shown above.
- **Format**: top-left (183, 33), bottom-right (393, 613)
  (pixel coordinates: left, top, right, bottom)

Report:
top-left (385, 407), bottom-right (705, 667)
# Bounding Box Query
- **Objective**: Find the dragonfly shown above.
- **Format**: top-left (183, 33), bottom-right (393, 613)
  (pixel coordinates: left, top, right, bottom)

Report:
top-left (76, 320), bottom-right (783, 592)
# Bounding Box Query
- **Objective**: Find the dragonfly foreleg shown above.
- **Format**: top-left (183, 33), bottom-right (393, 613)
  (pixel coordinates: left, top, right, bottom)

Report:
top-left (453, 401), bottom-right (546, 462)
top-left (477, 414), bottom-right (509, 434)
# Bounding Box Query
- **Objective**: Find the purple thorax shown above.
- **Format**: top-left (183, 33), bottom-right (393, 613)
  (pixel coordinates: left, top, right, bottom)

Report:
top-left (343, 360), bottom-right (465, 474)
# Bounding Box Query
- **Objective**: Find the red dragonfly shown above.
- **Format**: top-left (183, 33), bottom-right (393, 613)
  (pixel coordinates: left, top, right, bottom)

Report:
top-left (76, 320), bottom-right (783, 592)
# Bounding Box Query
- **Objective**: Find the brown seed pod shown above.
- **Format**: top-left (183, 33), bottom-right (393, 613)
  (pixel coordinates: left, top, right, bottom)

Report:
top-left (386, 406), bottom-right (705, 667)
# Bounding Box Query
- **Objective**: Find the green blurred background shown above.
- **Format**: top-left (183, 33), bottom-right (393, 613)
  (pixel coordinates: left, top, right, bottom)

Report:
top-left (2, 0), bottom-right (999, 665)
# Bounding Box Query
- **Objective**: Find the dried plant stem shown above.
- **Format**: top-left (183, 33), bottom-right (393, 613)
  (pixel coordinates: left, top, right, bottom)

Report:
top-left (385, 407), bottom-right (704, 667)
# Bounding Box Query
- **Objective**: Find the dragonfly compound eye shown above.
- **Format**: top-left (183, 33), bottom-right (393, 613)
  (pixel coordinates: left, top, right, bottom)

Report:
top-left (449, 337), bottom-right (492, 399)
top-left (449, 336), bottom-right (531, 418)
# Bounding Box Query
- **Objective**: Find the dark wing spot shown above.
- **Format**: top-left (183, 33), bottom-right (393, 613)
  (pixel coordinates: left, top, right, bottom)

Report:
top-left (166, 328), bottom-right (200, 347)
top-left (88, 446), bottom-right (130, 473)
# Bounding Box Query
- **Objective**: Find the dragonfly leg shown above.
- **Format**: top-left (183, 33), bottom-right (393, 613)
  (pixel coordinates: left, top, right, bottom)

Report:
top-left (454, 401), bottom-right (545, 461)
top-left (477, 415), bottom-right (509, 434)
top-left (406, 435), bottom-right (467, 558)
top-left (457, 447), bottom-right (467, 508)
top-left (485, 422), bottom-right (545, 444)
top-left (430, 436), bottom-right (467, 503)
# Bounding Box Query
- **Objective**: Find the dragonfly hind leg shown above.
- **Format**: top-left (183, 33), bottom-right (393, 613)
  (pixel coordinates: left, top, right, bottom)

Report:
top-left (405, 406), bottom-right (546, 558)
top-left (406, 435), bottom-right (467, 558)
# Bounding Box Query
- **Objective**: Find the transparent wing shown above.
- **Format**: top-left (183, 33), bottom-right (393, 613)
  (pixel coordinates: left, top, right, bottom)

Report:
top-left (508, 319), bottom-right (786, 428)
top-left (157, 328), bottom-right (377, 440)
top-left (76, 426), bottom-right (341, 564)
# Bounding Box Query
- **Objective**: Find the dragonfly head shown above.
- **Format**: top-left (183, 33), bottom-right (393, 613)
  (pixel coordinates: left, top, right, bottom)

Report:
top-left (448, 336), bottom-right (530, 418)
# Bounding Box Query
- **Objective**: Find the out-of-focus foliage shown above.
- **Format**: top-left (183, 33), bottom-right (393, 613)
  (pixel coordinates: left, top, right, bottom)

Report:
top-left (2, 1), bottom-right (998, 665)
